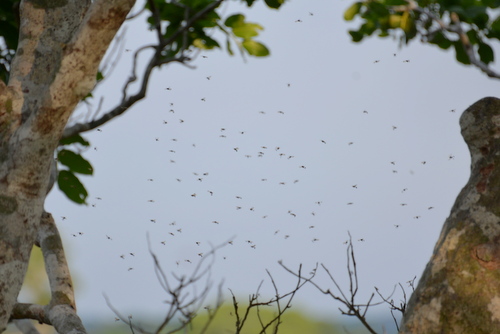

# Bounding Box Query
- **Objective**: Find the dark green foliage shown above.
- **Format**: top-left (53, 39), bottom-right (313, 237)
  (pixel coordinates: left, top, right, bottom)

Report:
top-left (57, 170), bottom-right (88, 204)
top-left (57, 135), bottom-right (92, 204)
top-left (59, 134), bottom-right (90, 147)
top-left (58, 150), bottom-right (93, 175)
top-left (0, 0), bottom-right (19, 84)
top-left (145, 0), bottom-right (280, 59)
top-left (344, 0), bottom-right (500, 70)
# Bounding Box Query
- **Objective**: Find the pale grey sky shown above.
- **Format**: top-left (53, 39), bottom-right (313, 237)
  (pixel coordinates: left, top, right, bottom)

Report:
top-left (33, 0), bottom-right (500, 331)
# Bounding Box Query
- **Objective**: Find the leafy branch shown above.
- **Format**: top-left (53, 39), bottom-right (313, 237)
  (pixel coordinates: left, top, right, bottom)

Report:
top-left (345, 0), bottom-right (500, 79)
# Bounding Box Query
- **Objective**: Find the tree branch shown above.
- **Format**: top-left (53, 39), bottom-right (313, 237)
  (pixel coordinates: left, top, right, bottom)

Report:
top-left (62, 0), bottom-right (225, 139)
top-left (38, 212), bottom-right (76, 308)
top-left (280, 234), bottom-right (383, 334)
top-left (393, 0), bottom-right (500, 79)
top-left (8, 212), bottom-right (87, 333)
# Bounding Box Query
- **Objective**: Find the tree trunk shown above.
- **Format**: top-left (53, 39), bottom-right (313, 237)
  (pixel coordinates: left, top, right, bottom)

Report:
top-left (0, 0), bottom-right (134, 332)
top-left (400, 97), bottom-right (500, 333)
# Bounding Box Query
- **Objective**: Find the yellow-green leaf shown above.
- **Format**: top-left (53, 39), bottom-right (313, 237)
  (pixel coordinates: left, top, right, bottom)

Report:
top-left (344, 2), bottom-right (362, 21)
top-left (242, 40), bottom-right (269, 57)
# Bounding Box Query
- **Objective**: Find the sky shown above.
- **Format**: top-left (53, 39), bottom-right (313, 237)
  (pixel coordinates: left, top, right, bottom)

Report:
top-left (22, 0), bottom-right (500, 332)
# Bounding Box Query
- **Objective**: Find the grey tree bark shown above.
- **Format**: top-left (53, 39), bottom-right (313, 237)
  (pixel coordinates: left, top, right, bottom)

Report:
top-left (0, 0), bottom-right (135, 332)
top-left (400, 97), bottom-right (500, 333)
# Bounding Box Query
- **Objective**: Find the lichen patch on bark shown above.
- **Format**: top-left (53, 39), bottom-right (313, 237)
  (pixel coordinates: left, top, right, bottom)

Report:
top-left (488, 296), bottom-right (500, 322)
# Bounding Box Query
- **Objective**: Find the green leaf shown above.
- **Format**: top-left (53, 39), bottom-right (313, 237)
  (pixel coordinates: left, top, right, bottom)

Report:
top-left (233, 22), bottom-right (263, 38)
top-left (429, 31), bottom-right (452, 49)
top-left (453, 41), bottom-right (471, 65)
top-left (242, 40), bottom-right (270, 56)
top-left (400, 11), bottom-right (413, 32)
top-left (367, 2), bottom-right (389, 16)
top-left (344, 2), bottom-right (362, 21)
top-left (96, 71), bottom-right (104, 82)
top-left (58, 150), bottom-right (93, 175)
top-left (225, 14), bottom-right (245, 28)
top-left (58, 170), bottom-right (88, 204)
top-left (492, 17), bottom-right (500, 31)
top-left (388, 14), bottom-right (401, 28)
top-left (59, 134), bottom-right (90, 146)
top-left (478, 42), bottom-right (494, 64)
top-left (349, 30), bottom-right (364, 42)
top-left (264, 0), bottom-right (285, 9)
top-left (192, 31), bottom-right (220, 49)
top-left (243, 0), bottom-right (257, 6)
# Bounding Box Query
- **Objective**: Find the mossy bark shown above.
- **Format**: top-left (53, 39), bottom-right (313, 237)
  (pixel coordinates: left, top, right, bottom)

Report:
top-left (400, 97), bottom-right (500, 333)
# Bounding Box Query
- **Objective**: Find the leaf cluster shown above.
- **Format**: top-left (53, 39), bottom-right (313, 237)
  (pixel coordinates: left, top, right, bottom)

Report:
top-left (344, 0), bottom-right (500, 65)
top-left (57, 135), bottom-right (93, 204)
top-left (145, 0), bottom-right (284, 58)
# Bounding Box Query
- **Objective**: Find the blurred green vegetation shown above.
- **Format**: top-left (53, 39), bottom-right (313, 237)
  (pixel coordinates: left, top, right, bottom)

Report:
top-left (92, 303), bottom-right (341, 334)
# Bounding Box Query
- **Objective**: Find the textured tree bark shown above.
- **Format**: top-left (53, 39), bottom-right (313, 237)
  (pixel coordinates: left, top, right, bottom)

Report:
top-left (400, 97), bottom-right (500, 333)
top-left (0, 0), bottom-right (134, 332)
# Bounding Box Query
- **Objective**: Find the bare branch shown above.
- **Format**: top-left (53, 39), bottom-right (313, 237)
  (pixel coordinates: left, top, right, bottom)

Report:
top-left (280, 234), bottom-right (382, 334)
top-left (62, 0), bottom-right (225, 139)
top-left (229, 264), bottom-right (309, 334)
top-left (106, 237), bottom-right (230, 334)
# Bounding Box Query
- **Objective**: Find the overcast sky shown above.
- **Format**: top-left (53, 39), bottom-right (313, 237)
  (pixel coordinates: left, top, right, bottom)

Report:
top-left (30, 0), bottom-right (500, 332)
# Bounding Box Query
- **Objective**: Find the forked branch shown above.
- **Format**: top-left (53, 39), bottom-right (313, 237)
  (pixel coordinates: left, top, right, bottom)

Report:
top-left (280, 233), bottom-right (382, 334)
